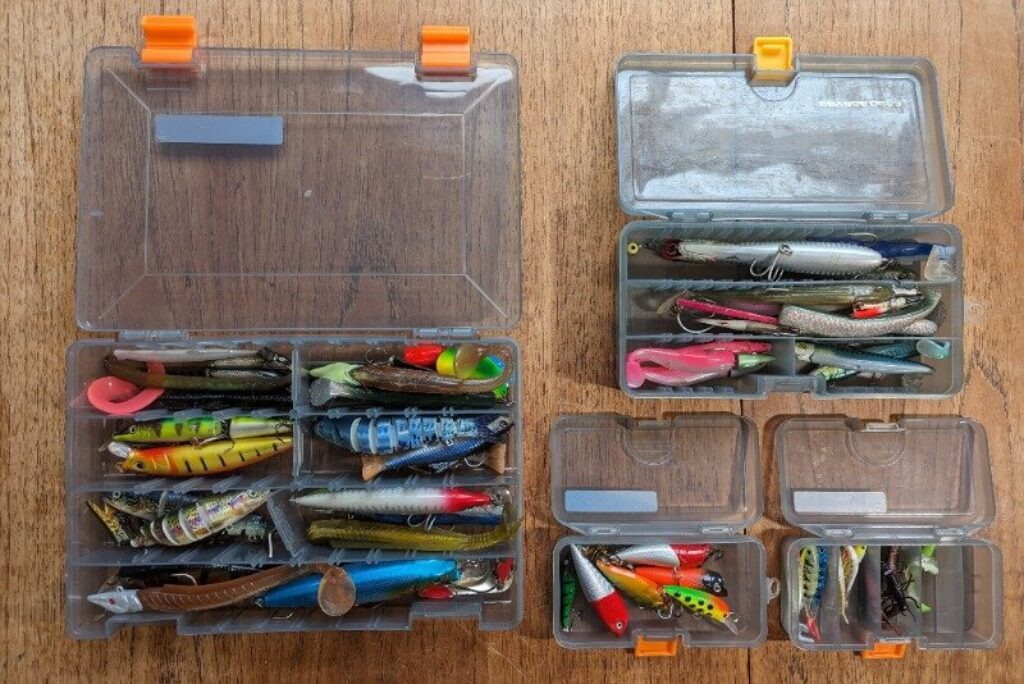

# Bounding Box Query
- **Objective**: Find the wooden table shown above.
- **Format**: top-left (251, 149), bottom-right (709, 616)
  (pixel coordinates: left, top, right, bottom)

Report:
top-left (2, 0), bottom-right (1020, 680)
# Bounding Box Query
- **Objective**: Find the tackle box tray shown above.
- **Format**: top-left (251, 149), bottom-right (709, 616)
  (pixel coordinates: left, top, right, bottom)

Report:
top-left (66, 19), bottom-right (524, 639)
top-left (777, 416), bottom-right (1002, 653)
top-left (549, 414), bottom-right (774, 652)
top-left (615, 46), bottom-right (964, 398)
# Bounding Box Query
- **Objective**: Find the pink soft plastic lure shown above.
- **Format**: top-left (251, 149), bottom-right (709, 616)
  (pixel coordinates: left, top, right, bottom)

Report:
top-left (674, 298), bottom-right (779, 325)
top-left (625, 342), bottom-right (774, 389)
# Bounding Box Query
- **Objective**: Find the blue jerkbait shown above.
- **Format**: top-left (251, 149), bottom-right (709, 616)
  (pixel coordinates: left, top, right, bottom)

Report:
top-left (314, 415), bottom-right (502, 455)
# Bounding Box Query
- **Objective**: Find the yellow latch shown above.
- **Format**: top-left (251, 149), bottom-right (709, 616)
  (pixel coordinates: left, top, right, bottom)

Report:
top-left (750, 36), bottom-right (795, 85)
top-left (860, 642), bottom-right (909, 660)
top-left (634, 636), bottom-right (679, 657)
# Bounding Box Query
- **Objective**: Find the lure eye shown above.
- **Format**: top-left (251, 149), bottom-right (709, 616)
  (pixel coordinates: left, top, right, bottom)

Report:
top-left (133, 462), bottom-right (145, 470)
top-left (128, 426), bottom-right (138, 433)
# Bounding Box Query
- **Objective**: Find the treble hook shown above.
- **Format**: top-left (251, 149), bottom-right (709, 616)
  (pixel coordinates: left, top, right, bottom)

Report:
top-left (749, 244), bottom-right (792, 281)
top-left (676, 312), bottom-right (713, 334)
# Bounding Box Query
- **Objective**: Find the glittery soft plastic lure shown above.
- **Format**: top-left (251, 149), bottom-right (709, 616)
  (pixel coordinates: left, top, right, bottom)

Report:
top-left (561, 557), bottom-right (579, 632)
top-left (632, 566), bottom-right (729, 597)
top-left (779, 290), bottom-right (941, 337)
top-left (108, 436), bottom-right (291, 476)
top-left (104, 355), bottom-right (291, 393)
top-left (132, 490), bottom-right (270, 547)
top-left (625, 342), bottom-right (774, 388)
top-left (113, 416), bottom-right (291, 444)
top-left (595, 558), bottom-right (669, 611)
top-left (797, 342), bottom-right (933, 377)
top-left (799, 545), bottom-right (829, 642)
top-left (313, 415), bottom-right (498, 455)
top-left (310, 344), bottom-right (514, 396)
top-left (292, 487), bottom-right (499, 516)
top-left (306, 510), bottom-right (520, 552)
top-left (810, 341), bottom-right (919, 382)
top-left (570, 545), bottom-right (630, 637)
top-left (650, 285), bottom-right (897, 316)
top-left (611, 543), bottom-right (722, 569)
top-left (641, 239), bottom-right (884, 278)
top-left (837, 545), bottom-right (866, 623)
top-left (257, 560), bottom-right (461, 608)
top-left (309, 377), bottom-right (503, 409)
top-left (88, 564), bottom-right (354, 616)
top-left (358, 417), bottom-right (512, 480)
top-left (365, 505), bottom-right (505, 528)
top-left (663, 586), bottom-right (740, 634)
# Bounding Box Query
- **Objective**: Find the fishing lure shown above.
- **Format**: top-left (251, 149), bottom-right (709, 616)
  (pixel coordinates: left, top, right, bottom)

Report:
top-left (306, 512), bottom-right (520, 552)
top-left (673, 298), bottom-right (779, 325)
top-left (881, 546), bottom-right (920, 630)
top-left (632, 566), bottom-right (728, 597)
top-left (132, 490), bottom-right (269, 547)
top-left (570, 545), bottom-right (630, 637)
top-left (642, 239), bottom-right (884, 278)
top-left (103, 491), bottom-right (198, 520)
top-left (292, 487), bottom-right (500, 516)
top-left (108, 436), bottom-right (291, 476)
top-left (651, 285), bottom-right (898, 316)
top-left (257, 560), bottom-right (462, 608)
top-left (150, 390), bottom-right (294, 410)
top-left (88, 564), bottom-right (354, 616)
top-left (917, 339), bottom-right (951, 360)
top-left (560, 557), bottom-right (579, 632)
top-left (663, 585), bottom-right (740, 634)
top-left (111, 348), bottom-right (260, 363)
top-left (799, 545), bottom-right (829, 642)
top-left (310, 344), bottom-right (514, 396)
top-left (905, 546), bottom-right (939, 615)
top-left (691, 318), bottom-right (781, 333)
top-left (611, 543), bottom-right (722, 569)
top-left (797, 342), bottom-right (933, 376)
top-left (359, 418), bottom-right (513, 481)
top-left (86, 501), bottom-right (133, 545)
top-left (595, 559), bottom-right (669, 612)
top-left (104, 355), bottom-right (291, 393)
top-left (313, 415), bottom-right (499, 455)
top-left (625, 342), bottom-right (774, 388)
top-left (308, 378), bottom-right (503, 409)
top-left (779, 290), bottom-right (941, 337)
top-left (810, 341), bottom-right (919, 382)
top-left (434, 346), bottom-right (509, 399)
top-left (365, 505), bottom-right (505, 528)
top-left (113, 416), bottom-right (291, 444)
top-left (837, 545), bottom-right (866, 623)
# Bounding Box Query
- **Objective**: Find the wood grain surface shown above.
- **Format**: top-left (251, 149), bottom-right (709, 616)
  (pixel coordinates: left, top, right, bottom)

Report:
top-left (2, 0), bottom-right (1021, 681)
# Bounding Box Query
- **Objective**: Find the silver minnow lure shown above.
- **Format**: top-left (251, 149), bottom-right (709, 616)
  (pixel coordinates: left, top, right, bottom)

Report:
top-left (133, 490), bottom-right (269, 547)
top-left (798, 342), bottom-right (933, 375)
top-left (780, 290), bottom-right (941, 337)
top-left (657, 240), bottom-right (884, 278)
top-left (570, 545), bottom-right (615, 603)
top-left (291, 487), bottom-right (497, 515)
top-left (609, 544), bottom-right (681, 568)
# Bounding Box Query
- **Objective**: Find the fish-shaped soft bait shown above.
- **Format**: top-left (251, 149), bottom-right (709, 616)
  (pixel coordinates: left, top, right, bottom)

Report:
top-left (133, 490), bottom-right (270, 547)
top-left (306, 513), bottom-right (520, 552)
top-left (570, 545), bottom-right (629, 637)
top-left (611, 543), bottom-right (722, 569)
top-left (313, 415), bottom-right (497, 455)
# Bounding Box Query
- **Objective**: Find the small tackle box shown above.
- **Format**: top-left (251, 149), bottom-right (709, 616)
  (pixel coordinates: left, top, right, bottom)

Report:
top-left (550, 414), bottom-right (775, 653)
top-left (616, 39), bottom-right (964, 398)
top-left (66, 18), bottom-right (524, 638)
top-left (778, 416), bottom-right (1002, 655)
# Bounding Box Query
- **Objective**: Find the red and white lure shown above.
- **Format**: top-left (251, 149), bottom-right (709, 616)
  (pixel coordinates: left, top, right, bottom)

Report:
top-left (292, 487), bottom-right (500, 516)
top-left (570, 544), bottom-right (630, 637)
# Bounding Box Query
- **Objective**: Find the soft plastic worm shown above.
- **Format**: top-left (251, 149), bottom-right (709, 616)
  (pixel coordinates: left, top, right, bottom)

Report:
top-left (104, 356), bottom-right (291, 392)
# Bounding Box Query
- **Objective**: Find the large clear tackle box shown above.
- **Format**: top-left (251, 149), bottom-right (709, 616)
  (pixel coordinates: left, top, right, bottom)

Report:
top-left (66, 18), bottom-right (524, 638)
top-left (777, 416), bottom-right (1002, 655)
top-left (616, 40), bottom-right (964, 398)
top-left (549, 414), bottom-right (775, 653)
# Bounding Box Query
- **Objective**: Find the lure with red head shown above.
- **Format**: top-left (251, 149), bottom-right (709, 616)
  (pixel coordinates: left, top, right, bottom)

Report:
top-left (612, 543), bottom-right (723, 569)
top-left (570, 545), bottom-right (630, 637)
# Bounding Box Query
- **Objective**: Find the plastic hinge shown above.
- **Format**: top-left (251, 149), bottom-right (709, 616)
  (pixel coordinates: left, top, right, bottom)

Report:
top-left (865, 212), bottom-right (912, 222)
top-left (587, 527), bottom-right (619, 536)
top-left (700, 525), bottom-right (734, 535)
top-left (413, 328), bottom-right (476, 340)
top-left (935, 527), bottom-right (967, 538)
top-left (822, 528), bottom-right (854, 538)
top-left (634, 636), bottom-right (679, 657)
top-left (117, 330), bottom-right (190, 342)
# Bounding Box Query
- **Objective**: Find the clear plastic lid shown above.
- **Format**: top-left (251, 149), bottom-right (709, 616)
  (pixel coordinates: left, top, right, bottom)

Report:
top-left (777, 416), bottom-right (993, 538)
top-left (550, 413), bottom-right (761, 534)
top-left (76, 47), bottom-right (521, 332)
top-left (616, 54), bottom-right (953, 219)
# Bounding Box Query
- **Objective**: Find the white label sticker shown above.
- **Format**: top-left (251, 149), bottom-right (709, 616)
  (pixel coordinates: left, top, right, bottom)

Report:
top-left (793, 490), bottom-right (888, 514)
top-left (564, 490), bottom-right (658, 513)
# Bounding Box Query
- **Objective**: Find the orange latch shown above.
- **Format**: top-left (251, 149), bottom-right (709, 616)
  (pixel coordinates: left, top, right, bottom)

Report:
top-left (860, 643), bottom-right (909, 660)
top-left (634, 636), bottom-right (678, 657)
top-left (140, 15), bottom-right (198, 65)
top-left (418, 25), bottom-right (474, 79)
top-left (750, 36), bottom-right (795, 85)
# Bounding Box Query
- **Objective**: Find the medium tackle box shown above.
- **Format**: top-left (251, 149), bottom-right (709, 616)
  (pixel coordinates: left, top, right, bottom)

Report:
top-left (549, 414), bottom-right (775, 653)
top-left (777, 416), bottom-right (1002, 655)
top-left (66, 18), bottom-right (524, 638)
top-left (616, 39), bottom-right (964, 398)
